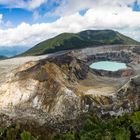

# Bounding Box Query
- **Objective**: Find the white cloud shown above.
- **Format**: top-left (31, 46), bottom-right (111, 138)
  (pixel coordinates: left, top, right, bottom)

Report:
top-left (51, 0), bottom-right (135, 16)
top-left (0, 14), bottom-right (3, 24)
top-left (0, 0), bottom-right (140, 47)
top-left (0, 14), bottom-right (13, 29)
top-left (0, 5), bottom-right (140, 47)
top-left (33, 11), bottom-right (42, 21)
top-left (0, 0), bottom-right (136, 13)
top-left (26, 0), bottom-right (46, 10)
top-left (0, 0), bottom-right (47, 10)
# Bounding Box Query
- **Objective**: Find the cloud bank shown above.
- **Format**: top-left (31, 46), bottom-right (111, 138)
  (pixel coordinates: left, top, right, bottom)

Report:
top-left (0, 0), bottom-right (140, 47)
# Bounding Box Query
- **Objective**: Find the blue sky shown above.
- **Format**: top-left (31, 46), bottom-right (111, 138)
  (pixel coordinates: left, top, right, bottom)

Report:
top-left (0, 0), bottom-right (61, 26)
top-left (0, 0), bottom-right (90, 26)
top-left (133, 0), bottom-right (140, 11)
top-left (1, 8), bottom-right (33, 26)
top-left (0, 0), bottom-right (140, 47)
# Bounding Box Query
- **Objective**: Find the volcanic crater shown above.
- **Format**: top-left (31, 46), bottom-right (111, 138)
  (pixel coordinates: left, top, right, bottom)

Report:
top-left (0, 45), bottom-right (140, 137)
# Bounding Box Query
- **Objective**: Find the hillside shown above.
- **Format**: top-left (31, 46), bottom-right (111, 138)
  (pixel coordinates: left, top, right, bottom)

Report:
top-left (0, 55), bottom-right (7, 60)
top-left (21, 30), bottom-right (140, 56)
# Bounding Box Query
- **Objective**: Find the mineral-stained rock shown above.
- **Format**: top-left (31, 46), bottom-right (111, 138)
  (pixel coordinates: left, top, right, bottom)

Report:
top-left (0, 51), bottom-right (140, 135)
top-left (0, 52), bottom-right (89, 126)
top-left (121, 68), bottom-right (134, 77)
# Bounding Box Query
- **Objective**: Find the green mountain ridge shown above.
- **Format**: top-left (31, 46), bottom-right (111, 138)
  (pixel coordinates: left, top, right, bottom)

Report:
top-left (21, 30), bottom-right (140, 56)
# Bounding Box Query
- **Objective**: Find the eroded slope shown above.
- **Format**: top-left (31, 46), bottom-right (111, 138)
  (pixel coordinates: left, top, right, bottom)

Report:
top-left (0, 46), bottom-right (140, 136)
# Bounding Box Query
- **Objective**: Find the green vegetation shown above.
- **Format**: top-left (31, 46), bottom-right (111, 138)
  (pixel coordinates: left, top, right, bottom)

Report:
top-left (22, 30), bottom-right (140, 56)
top-left (1, 111), bottom-right (140, 139)
top-left (53, 111), bottom-right (140, 140)
top-left (0, 124), bottom-right (39, 140)
top-left (20, 131), bottom-right (39, 140)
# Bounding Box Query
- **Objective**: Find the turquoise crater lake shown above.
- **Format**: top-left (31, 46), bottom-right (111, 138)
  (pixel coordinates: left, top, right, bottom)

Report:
top-left (90, 61), bottom-right (127, 72)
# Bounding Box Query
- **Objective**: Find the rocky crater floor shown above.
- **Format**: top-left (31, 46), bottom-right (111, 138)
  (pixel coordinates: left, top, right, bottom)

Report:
top-left (0, 45), bottom-right (140, 136)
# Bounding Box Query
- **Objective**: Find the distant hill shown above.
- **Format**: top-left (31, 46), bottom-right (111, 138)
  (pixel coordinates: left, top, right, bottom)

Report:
top-left (0, 46), bottom-right (29, 57)
top-left (21, 30), bottom-right (140, 56)
top-left (0, 55), bottom-right (7, 60)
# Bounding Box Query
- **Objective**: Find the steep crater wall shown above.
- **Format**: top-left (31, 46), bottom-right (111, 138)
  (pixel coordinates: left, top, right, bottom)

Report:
top-left (0, 49), bottom-right (140, 134)
top-left (84, 51), bottom-right (135, 77)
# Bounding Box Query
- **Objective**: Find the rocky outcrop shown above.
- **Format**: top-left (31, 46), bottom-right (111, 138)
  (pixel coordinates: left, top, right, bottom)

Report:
top-left (0, 52), bottom-right (89, 125)
top-left (86, 51), bottom-right (132, 64)
top-left (92, 68), bottom-right (134, 77)
top-left (88, 75), bottom-right (140, 117)
top-left (0, 50), bottom-right (140, 135)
